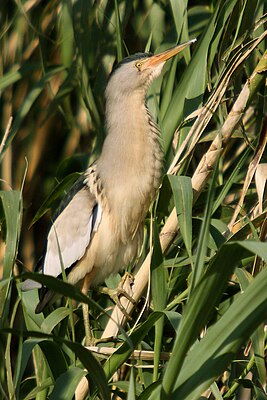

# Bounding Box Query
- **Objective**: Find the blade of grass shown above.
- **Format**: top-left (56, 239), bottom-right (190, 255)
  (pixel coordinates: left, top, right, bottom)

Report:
top-left (159, 242), bottom-right (250, 399)
top-left (0, 64), bottom-right (38, 91)
top-left (162, 0), bottom-right (239, 154)
top-left (127, 367), bottom-right (136, 400)
top-left (190, 161), bottom-right (218, 294)
top-left (150, 219), bottom-right (166, 381)
top-left (40, 308), bottom-right (71, 334)
top-left (168, 241), bottom-right (267, 399)
top-left (10, 332), bottom-right (111, 400)
top-left (50, 367), bottom-right (87, 400)
top-left (235, 268), bottom-right (266, 387)
top-left (5, 297), bottom-right (20, 399)
top-left (0, 66), bottom-right (65, 158)
top-left (103, 312), bottom-right (163, 380)
top-left (212, 145), bottom-right (252, 214)
top-left (0, 191), bottom-right (22, 321)
top-left (31, 172), bottom-right (81, 226)
top-left (114, 0), bottom-right (123, 62)
top-left (168, 175), bottom-right (193, 260)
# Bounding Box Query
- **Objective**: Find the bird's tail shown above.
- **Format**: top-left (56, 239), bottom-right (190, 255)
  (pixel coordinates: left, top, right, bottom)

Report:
top-left (35, 287), bottom-right (57, 314)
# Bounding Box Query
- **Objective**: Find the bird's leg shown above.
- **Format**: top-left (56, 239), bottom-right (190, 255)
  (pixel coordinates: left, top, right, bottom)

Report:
top-left (99, 272), bottom-right (136, 320)
top-left (81, 273), bottom-right (94, 346)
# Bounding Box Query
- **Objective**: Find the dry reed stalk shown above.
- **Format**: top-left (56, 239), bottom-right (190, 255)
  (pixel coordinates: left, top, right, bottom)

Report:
top-left (0, 117), bottom-right (13, 192)
top-left (0, 117), bottom-right (13, 156)
top-left (228, 118), bottom-right (267, 231)
top-left (168, 31), bottom-right (267, 175)
top-left (192, 49), bottom-right (267, 197)
top-left (85, 346), bottom-right (170, 361)
top-left (75, 379), bottom-right (89, 400)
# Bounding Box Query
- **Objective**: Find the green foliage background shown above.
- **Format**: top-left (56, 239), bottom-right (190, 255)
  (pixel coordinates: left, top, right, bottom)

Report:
top-left (0, 0), bottom-right (267, 399)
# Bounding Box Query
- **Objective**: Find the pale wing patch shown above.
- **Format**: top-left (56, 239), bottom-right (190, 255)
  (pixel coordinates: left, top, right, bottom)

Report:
top-left (43, 187), bottom-right (102, 277)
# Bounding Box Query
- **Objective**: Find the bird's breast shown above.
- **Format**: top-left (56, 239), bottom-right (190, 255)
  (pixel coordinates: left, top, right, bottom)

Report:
top-left (91, 100), bottom-right (164, 242)
top-left (99, 142), bottom-right (163, 240)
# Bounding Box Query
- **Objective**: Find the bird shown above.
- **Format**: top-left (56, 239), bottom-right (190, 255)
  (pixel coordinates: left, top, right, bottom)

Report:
top-left (28, 39), bottom-right (195, 345)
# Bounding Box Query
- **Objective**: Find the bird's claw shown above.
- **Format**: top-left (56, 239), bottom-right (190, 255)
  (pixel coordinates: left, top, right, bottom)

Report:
top-left (85, 336), bottom-right (117, 347)
top-left (99, 272), bottom-right (136, 320)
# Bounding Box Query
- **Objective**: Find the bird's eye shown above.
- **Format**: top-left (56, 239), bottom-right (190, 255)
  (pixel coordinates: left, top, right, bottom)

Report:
top-left (135, 62), bottom-right (142, 70)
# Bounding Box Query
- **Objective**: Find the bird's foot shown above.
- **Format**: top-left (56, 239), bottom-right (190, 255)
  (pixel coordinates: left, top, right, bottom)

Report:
top-left (85, 336), bottom-right (96, 347)
top-left (85, 336), bottom-right (118, 348)
top-left (99, 272), bottom-right (136, 320)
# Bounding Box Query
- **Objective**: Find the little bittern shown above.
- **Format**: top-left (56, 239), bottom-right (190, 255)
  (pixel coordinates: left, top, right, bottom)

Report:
top-left (30, 39), bottom-right (195, 344)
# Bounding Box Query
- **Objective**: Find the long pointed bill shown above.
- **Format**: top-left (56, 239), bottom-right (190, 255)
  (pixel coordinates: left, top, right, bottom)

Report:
top-left (144, 38), bottom-right (196, 68)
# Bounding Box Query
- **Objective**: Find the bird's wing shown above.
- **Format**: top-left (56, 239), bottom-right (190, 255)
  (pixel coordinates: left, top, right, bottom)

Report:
top-left (43, 183), bottom-right (102, 278)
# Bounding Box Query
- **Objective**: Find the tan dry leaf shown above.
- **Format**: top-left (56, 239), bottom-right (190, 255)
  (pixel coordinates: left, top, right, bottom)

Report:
top-left (255, 163), bottom-right (267, 214)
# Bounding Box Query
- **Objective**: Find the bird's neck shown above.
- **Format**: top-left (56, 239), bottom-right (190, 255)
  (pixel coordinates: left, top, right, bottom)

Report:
top-left (96, 91), bottom-right (164, 236)
top-left (105, 90), bottom-right (148, 146)
top-left (99, 91), bottom-right (162, 187)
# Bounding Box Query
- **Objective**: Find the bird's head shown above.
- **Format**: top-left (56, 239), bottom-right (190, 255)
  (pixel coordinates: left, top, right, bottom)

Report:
top-left (106, 39), bottom-right (196, 100)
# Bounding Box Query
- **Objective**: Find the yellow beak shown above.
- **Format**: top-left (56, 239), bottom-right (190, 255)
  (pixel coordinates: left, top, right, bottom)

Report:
top-left (143, 39), bottom-right (196, 68)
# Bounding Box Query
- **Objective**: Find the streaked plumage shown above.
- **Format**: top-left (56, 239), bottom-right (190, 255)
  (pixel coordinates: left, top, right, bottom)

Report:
top-left (32, 40), bottom-right (196, 318)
